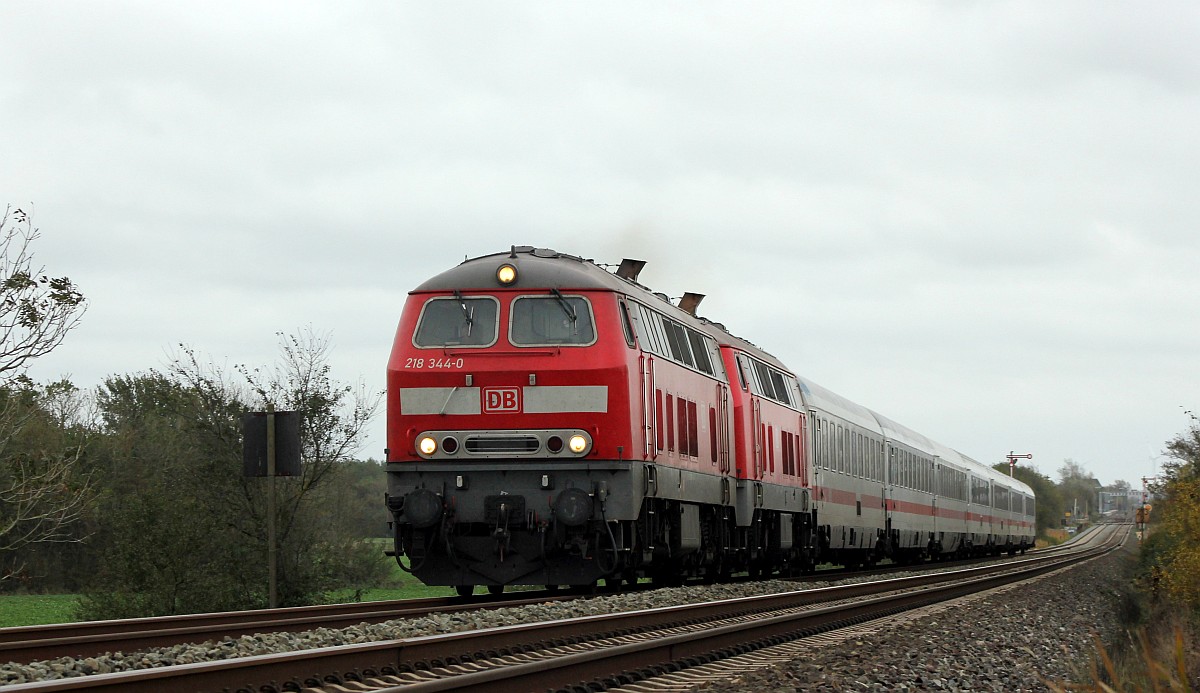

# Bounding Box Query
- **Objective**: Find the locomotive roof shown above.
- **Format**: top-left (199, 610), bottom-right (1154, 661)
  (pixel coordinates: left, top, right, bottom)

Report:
top-left (412, 247), bottom-right (635, 294)
top-left (414, 246), bottom-right (725, 337)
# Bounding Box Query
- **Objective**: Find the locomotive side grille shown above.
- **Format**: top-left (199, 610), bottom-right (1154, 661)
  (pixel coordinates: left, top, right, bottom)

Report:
top-left (465, 435), bottom-right (541, 454)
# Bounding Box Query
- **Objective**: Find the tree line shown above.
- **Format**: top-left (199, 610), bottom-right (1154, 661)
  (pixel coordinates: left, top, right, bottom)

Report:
top-left (1138, 410), bottom-right (1200, 609)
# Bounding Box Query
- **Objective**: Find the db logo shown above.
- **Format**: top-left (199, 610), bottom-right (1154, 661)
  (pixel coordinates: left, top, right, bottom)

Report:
top-left (482, 387), bottom-right (521, 413)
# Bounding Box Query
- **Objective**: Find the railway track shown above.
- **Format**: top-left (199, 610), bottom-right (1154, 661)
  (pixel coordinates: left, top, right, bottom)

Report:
top-left (0, 524), bottom-right (1126, 692)
top-left (0, 590), bottom-right (583, 665)
top-left (0, 530), bottom-right (1085, 667)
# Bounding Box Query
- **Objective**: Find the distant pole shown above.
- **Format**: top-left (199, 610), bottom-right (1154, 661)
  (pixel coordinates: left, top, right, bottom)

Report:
top-left (1006, 451), bottom-right (1033, 477)
top-left (267, 404), bottom-right (277, 609)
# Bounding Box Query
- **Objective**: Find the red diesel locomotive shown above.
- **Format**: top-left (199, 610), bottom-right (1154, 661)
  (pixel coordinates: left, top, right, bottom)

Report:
top-left (385, 247), bottom-right (1034, 594)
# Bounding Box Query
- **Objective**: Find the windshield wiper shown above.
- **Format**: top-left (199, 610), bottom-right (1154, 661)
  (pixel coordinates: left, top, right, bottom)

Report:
top-left (453, 290), bottom-right (474, 337)
top-left (550, 288), bottom-right (578, 334)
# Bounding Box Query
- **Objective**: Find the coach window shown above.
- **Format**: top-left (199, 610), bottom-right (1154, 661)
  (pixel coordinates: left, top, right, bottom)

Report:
top-left (414, 295), bottom-right (500, 348)
top-left (833, 424), bottom-right (841, 472)
top-left (827, 422), bottom-right (834, 470)
top-left (833, 427), bottom-right (841, 473)
top-left (818, 420), bottom-right (826, 470)
top-left (819, 419), bottom-right (829, 469)
top-left (511, 295), bottom-right (597, 346)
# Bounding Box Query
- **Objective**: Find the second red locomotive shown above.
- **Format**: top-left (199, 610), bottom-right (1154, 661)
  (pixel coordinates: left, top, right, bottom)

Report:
top-left (385, 247), bottom-right (1034, 594)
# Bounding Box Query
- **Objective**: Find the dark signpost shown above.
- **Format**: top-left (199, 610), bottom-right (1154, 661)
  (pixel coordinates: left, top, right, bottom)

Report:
top-left (242, 410), bottom-right (301, 607)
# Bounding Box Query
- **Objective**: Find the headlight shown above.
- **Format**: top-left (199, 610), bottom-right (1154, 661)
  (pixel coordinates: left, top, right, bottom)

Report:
top-left (568, 434), bottom-right (589, 454)
top-left (496, 264), bottom-right (517, 285)
top-left (404, 489), bottom-right (443, 528)
top-left (417, 436), bottom-right (437, 455)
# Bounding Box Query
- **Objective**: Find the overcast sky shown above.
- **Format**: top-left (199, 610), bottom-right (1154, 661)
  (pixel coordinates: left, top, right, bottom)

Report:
top-left (3, 2), bottom-right (1197, 486)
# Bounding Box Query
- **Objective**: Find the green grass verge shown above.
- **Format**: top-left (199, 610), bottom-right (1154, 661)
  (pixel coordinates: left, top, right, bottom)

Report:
top-left (325, 583), bottom-right (461, 602)
top-left (0, 594), bottom-right (81, 629)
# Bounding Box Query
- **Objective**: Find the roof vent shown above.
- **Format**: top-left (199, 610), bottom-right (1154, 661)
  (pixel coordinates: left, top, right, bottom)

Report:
top-left (616, 258), bottom-right (646, 281)
top-left (679, 292), bottom-right (705, 316)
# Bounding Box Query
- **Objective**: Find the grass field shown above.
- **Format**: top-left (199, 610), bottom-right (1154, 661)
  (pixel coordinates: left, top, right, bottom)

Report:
top-left (0, 594), bottom-right (81, 629)
top-left (0, 583), bottom-right (479, 629)
top-left (0, 542), bottom-right (499, 629)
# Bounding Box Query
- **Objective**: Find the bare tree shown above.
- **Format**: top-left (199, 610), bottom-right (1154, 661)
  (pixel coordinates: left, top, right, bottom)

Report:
top-left (0, 432), bottom-right (89, 550)
top-left (0, 206), bottom-right (85, 381)
top-left (0, 206), bottom-right (90, 580)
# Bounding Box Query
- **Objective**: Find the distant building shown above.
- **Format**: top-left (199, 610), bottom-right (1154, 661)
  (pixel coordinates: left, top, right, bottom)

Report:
top-left (1098, 487), bottom-right (1153, 519)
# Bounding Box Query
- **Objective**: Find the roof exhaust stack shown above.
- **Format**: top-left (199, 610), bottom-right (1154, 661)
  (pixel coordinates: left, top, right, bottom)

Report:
top-left (616, 258), bottom-right (646, 282)
top-left (679, 292), bottom-right (705, 316)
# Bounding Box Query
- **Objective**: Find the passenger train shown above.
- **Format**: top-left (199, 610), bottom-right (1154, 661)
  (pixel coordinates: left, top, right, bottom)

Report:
top-left (385, 247), bottom-right (1035, 594)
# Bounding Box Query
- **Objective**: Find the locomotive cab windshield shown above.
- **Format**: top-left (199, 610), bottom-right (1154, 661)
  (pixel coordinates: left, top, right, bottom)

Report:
top-left (510, 293), bottom-right (596, 345)
top-left (412, 295), bottom-right (499, 347)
